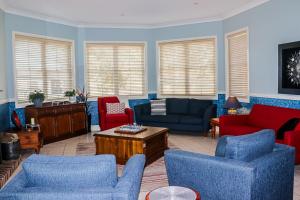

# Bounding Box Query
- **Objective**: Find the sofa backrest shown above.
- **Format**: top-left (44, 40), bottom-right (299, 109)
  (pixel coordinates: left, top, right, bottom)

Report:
top-left (22, 154), bottom-right (118, 188)
top-left (215, 129), bottom-right (275, 162)
top-left (248, 104), bottom-right (300, 131)
top-left (166, 98), bottom-right (213, 116)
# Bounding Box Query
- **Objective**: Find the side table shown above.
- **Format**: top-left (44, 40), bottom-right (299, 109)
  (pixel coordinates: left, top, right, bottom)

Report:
top-left (17, 130), bottom-right (41, 153)
top-left (146, 186), bottom-right (200, 200)
top-left (210, 118), bottom-right (219, 138)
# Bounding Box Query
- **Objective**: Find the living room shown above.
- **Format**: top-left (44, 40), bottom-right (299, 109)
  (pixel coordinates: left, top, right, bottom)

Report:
top-left (0, 0), bottom-right (300, 199)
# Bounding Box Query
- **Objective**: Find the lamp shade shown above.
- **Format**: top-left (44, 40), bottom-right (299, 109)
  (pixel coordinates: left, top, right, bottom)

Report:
top-left (224, 96), bottom-right (242, 109)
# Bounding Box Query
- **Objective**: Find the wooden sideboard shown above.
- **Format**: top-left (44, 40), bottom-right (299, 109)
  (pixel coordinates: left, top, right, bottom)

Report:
top-left (25, 103), bottom-right (87, 144)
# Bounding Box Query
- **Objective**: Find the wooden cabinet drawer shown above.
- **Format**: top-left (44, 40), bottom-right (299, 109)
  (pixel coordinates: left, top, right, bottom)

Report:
top-left (18, 133), bottom-right (39, 145)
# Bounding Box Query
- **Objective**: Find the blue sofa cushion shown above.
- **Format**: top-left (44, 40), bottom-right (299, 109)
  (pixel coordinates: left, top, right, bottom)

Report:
top-left (140, 115), bottom-right (180, 123)
top-left (166, 98), bottom-right (189, 115)
top-left (224, 129), bottom-right (275, 162)
top-left (22, 155), bottom-right (118, 188)
top-left (179, 116), bottom-right (203, 125)
top-left (188, 99), bottom-right (211, 116)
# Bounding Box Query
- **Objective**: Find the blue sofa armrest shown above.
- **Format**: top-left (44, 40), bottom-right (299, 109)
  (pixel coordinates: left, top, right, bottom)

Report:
top-left (164, 150), bottom-right (255, 200)
top-left (114, 154), bottom-right (146, 200)
top-left (0, 171), bottom-right (28, 198)
top-left (248, 144), bottom-right (295, 200)
top-left (202, 104), bottom-right (216, 132)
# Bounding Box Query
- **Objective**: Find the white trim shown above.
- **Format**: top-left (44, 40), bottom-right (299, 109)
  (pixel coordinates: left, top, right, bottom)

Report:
top-left (250, 93), bottom-right (300, 101)
top-left (12, 31), bottom-right (76, 108)
top-left (225, 27), bottom-right (250, 103)
top-left (84, 40), bottom-right (149, 100)
top-left (0, 0), bottom-right (269, 29)
top-left (156, 36), bottom-right (218, 100)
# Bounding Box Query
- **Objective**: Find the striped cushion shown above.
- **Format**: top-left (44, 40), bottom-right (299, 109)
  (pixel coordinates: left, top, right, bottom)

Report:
top-left (106, 103), bottom-right (125, 114)
top-left (151, 99), bottom-right (166, 116)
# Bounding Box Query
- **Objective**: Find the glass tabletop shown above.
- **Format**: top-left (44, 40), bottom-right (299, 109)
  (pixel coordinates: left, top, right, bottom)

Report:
top-left (148, 186), bottom-right (198, 200)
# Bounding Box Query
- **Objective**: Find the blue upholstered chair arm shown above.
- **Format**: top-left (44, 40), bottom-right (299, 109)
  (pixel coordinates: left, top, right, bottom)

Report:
top-left (114, 154), bottom-right (146, 200)
top-left (165, 150), bottom-right (255, 200)
top-left (202, 104), bottom-right (216, 132)
top-left (248, 144), bottom-right (295, 200)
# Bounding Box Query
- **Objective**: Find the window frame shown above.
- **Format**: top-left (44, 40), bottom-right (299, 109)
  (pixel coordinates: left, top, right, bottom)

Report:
top-left (84, 41), bottom-right (148, 101)
top-left (225, 27), bottom-right (250, 103)
top-left (156, 36), bottom-right (218, 99)
top-left (12, 31), bottom-right (76, 108)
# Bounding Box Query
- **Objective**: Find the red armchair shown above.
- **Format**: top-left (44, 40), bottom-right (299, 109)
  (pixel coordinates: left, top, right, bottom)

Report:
top-left (98, 96), bottom-right (134, 131)
top-left (220, 104), bottom-right (300, 164)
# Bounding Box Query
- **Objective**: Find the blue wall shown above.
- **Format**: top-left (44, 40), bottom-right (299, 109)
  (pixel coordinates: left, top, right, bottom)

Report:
top-left (223, 0), bottom-right (300, 97)
top-left (2, 0), bottom-right (300, 129)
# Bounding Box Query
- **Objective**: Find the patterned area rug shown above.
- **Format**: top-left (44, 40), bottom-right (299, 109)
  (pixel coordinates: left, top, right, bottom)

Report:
top-left (76, 142), bottom-right (179, 192)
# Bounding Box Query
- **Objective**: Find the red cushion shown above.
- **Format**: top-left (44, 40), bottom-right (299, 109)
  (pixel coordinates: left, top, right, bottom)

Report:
top-left (249, 104), bottom-right (300, 130)
top-left (221, 125), bottom-right (262, 136)
top-left (106, 114), bottom-right (129, 123)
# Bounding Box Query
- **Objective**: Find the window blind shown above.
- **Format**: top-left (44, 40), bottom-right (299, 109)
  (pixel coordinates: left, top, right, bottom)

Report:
top-left (86, 43), bottom-right (145, 97)
top-left (227, 30), bottom-right (249, 99)
top-left (158, 38), bottom-right (216, 96)
top-left (14, 34), bottom-right (74, 104)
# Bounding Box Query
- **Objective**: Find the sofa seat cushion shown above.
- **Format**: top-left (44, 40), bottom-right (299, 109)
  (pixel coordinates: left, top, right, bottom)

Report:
top-left (22, 155), bottom-right (118, 188)
top-left (179, 116), bottom-right (203, 125)
top-left (225, 129), bottom-right (275, 162)
top-left (106, 114), bottom-right (129, 123)
top-left (221, 125), bottom-right (262, 136)
top-left (140, 115), bottom-right (180, 123)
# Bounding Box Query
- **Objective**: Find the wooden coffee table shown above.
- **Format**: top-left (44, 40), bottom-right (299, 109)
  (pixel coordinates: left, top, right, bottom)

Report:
top-left (94, 126), bottom-right (169, 165)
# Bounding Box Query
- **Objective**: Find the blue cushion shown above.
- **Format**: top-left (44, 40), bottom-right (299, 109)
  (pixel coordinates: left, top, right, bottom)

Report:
top-left (188, 99), bottom-right (212, 116)
top-left (179, 116), bottom-right (203, 125)
top-left (22, 155), bottom-right (118, 187)
top-left (224, 129), bottom-right (275, 162)
top-left (166, 98), bottom-right (189, 115)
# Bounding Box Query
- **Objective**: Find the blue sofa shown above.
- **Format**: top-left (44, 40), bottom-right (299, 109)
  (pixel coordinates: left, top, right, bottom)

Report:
top-left (165, 129), bottom-right (295, 200)
top-left (134, 98), bottom-right (216, 133)
top-left (0, 154), bottom-right (145, 200)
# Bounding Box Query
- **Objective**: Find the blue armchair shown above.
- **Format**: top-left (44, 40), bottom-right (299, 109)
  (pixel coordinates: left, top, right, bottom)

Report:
top-left (165, 129), bottom-right (295, 200)
top-left (0, 154), bottom-right (145, 200)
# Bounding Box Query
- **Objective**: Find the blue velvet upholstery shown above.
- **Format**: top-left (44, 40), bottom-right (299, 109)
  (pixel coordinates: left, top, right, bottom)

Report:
top-left (165, 130), bottom-right (295, 200)
top-left (0, 154), bottom-right (145, 200)
top-left (134, 98), bottom-right (216, 133)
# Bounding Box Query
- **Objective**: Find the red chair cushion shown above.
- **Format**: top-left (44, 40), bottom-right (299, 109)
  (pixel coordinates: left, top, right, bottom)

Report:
top-left (100, 97), bottom-right (120, 113)
top-left (106, 114), bottom-right (129, 123)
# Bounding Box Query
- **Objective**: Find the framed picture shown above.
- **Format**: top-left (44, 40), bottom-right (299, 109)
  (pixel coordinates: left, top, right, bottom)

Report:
top-left (278, 41), bottom-right (300, 95)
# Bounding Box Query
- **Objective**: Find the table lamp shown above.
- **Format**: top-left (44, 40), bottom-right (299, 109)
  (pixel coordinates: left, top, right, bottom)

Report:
top-left (224, 96), bottom-right (242, 115)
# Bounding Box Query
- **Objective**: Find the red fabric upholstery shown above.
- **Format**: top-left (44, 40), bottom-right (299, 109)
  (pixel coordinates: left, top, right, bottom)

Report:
top-left (98, 96), bottom-right (134, 131)
top-left (220, 104), bottom-right (300, 164)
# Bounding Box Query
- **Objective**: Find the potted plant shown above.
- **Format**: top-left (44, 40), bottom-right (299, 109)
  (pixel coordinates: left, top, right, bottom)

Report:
top-left (29, 90), bottom-right (45, 107)
top-left (64, 89), bottom-right (76, 103)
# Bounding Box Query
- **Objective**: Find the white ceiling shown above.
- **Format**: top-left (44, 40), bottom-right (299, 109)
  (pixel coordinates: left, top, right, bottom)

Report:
top-left (0, 0), bottom-right (269, 28)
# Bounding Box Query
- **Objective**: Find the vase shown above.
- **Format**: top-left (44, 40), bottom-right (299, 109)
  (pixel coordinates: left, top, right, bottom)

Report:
top-left (33, 99), bottom-right (43, 107)
top-left (69, 96), bottom-right (76, 103)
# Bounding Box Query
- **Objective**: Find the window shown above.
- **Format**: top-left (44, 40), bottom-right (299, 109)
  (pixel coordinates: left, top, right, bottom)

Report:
top-left (85, 42), bottom-right (146, 97)
top-left (226, 29), bottom-right (249, 100)
top-left (14, 33), bottom-right (74, 104)
top-left (158, 37), bottom-right (216, 97)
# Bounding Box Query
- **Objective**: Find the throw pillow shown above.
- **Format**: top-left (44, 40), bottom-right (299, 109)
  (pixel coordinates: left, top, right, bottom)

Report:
top-left (277, 118), bottom-right (300, 140)
top-left (151, 99), bottom-right (166, 115)
top-left (106, 103), bottom-right (125, 114)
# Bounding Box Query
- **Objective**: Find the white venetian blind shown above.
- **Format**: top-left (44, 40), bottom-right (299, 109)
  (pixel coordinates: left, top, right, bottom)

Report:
top-left (86, 43), bottom-right (145, 97)
top-left (158, 38), bottom-right (216, 96)
top-left (227, 30), bottom-right (249, 99)
top-left (14, 34), bottom-right (74, 104)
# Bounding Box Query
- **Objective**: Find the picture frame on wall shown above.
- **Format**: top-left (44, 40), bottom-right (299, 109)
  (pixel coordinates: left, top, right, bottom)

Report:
top-left (278, 41), bottom-right (300, 95)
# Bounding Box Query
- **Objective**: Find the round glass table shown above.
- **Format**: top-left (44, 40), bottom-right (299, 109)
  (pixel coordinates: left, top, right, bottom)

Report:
top-left (145, 186), bottom-right (201, 200)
